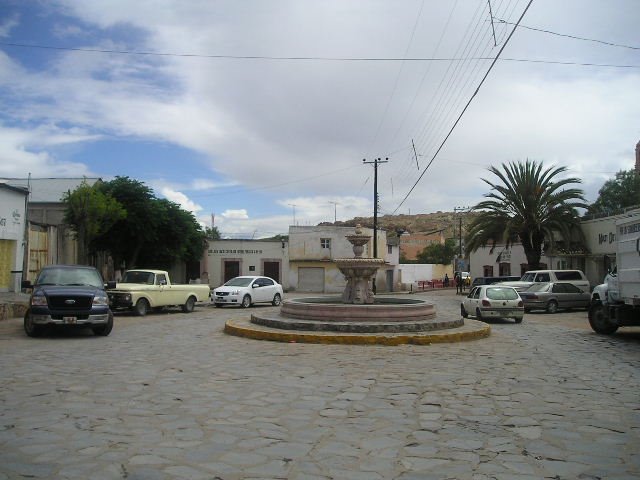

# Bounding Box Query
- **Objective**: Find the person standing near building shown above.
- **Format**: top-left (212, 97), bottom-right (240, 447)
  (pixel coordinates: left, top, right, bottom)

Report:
top-left (444, 273), bottom-right (449, 288)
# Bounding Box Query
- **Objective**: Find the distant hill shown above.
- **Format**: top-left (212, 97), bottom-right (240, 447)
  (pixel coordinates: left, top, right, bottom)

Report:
top-left (320, 211), bottom-right (479, 239)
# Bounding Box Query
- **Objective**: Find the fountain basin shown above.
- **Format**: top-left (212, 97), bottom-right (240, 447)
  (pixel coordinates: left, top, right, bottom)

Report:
top-left (279, 297), bottom-right (436, 322)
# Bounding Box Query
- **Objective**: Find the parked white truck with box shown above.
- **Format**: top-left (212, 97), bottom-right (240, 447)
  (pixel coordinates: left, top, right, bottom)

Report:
top-left (589, 213), bottom-right (640, 334)
top-left (108, 269), bottom-right (210, 316)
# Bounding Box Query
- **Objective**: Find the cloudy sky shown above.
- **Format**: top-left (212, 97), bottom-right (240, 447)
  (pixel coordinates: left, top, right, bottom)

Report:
top-left (1, 0), bottom-right (638, 238)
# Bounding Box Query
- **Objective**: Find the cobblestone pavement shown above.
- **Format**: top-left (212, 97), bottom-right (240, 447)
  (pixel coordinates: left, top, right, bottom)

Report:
top-left (1, 291), bottom-right (639, 480)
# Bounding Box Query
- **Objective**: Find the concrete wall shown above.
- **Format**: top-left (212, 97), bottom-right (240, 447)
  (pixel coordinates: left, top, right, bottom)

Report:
top-left (397, 263), bottom-right (451, 289)
top-left (0, 187), bottom-right (27, 292)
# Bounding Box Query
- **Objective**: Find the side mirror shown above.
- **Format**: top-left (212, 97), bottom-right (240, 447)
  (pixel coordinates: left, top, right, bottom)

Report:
top-left (21, 280), bottom-right (32, 290)
top-left (252, 283), bottom-right (259, 288)
top-left (105, 281), bottom-right (117, 289)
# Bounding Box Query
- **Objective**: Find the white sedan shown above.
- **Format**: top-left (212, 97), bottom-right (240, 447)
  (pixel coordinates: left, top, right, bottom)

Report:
top-left (213, 276), bottom-right (283, 308)
top-left (461, 285), bottom-right (524, 323)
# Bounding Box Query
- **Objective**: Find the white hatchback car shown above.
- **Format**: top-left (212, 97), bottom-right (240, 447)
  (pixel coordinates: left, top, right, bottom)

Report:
top-left (213, 276), bottom-right (283, 308)
top-left (461, 285), bottom-right (524, 323)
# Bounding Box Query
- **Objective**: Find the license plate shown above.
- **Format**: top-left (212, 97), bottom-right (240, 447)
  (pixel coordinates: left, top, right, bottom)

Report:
top-left (63, 316), bottom-right (77, 324)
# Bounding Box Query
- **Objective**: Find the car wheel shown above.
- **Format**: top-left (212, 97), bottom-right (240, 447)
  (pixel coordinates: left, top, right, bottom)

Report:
top-left (460, 304), bottom-right (468, 318)
top-left (514, 317), bottom-right (523, 324)
top-left (272, 293), bottom-right (282, 306)
top-left (24, 311), bottom-right (43, 338)
top-left (524, 308), bottom-right (531, 313)
top-left (588, 302), bottom-right (618, 334)
top-left (546, 300), bottom-right (558, 314)
top-left (241, 295), bottom-right (252, 308)
top-left (182, 296), bottom-right (196, 313)
top-left (475, 308), bottom-right (483, 321)
top-left (134, 298), bottom-right (149, 316)
top-left (92, 312), bottom-right (114, 336)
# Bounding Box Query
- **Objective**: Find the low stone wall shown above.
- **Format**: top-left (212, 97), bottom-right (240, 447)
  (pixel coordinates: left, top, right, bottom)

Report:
top-left (0, 301), bottom-right (28, 321)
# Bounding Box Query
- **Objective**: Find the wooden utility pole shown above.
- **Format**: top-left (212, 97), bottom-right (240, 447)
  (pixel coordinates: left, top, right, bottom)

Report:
top-left (362, 158), bottom-right (388, 260)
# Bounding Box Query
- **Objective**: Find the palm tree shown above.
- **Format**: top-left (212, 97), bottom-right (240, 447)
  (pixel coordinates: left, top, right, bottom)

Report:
top-left (465, 160), bottom-right (587, 270)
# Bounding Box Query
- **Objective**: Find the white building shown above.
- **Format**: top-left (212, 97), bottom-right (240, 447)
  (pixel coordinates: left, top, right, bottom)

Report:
top-left (0, 183), bottom-right (29, 292)
top-left (3, 177), bottom-right (102, 281)
top-left (288, 225), bottom-right (399, 293)
top-left (468, 208), bottom-right (639, 288)
top-left (206, 239), bottom-right (289, 289)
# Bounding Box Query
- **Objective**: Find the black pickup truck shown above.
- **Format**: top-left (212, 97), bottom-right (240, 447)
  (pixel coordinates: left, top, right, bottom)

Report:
top-left (22, 265), bottom-right (115, 337)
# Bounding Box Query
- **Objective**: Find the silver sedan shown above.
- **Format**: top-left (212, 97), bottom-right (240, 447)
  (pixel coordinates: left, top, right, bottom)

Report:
top-left (519, 282), bottom-right (590, 314)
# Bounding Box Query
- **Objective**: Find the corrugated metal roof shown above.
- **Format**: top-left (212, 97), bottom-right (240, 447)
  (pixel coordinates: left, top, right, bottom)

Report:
top-left (0, 177), bottom-right (101, 203)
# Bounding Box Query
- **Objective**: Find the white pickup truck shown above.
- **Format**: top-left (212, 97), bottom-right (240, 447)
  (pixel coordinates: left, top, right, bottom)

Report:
top-left (107, 269), bottom-right (211, 316)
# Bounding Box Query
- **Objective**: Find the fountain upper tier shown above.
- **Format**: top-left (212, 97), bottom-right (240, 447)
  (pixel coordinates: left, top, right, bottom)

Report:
top-left (334, 225), bottom-right (384, 304)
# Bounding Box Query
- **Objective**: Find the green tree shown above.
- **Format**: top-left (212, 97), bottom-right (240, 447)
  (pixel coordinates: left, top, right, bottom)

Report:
top-left (587, 169), bottom-right (640, 215)
top-left (465, 160), bottom-right (587, 270)
top-left (416, 238), bottom-right (457, 264)
top-left (62, 181), bottom-right (127, 264)
top-left (135, 199), bottom-right (206, 267)
top-left (205, 226), bottom-right (221, 240)
top-left (94, 177), bottom-right (158, 268)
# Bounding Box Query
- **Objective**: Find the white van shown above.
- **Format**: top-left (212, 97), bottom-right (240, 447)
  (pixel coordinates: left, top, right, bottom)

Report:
top-left (498, 270), bottom-right (590, 293)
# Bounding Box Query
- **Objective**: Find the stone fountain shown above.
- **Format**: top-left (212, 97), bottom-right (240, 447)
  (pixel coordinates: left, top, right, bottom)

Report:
top-left (335, 225), bottom-right (385, 304)
top-left (224, 226), bottom-right (490, 344)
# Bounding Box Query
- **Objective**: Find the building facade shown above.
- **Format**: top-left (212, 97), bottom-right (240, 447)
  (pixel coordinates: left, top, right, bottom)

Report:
top-left (468, 208), bottom-right (638, 288)
top-left (4, 177), bottom-right (101, 282)
top-left (0, 184), bottom-right (29, 292)
top-left (206, 239), bottom-right (289, 289)
top-left (288, 225), bottom-right (399, 293)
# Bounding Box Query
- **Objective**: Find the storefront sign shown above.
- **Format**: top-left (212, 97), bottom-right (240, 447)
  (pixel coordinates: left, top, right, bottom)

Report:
top-left (209, 249), bottom-right (263, 255)
top-left (598, 232), bottom-right (616, 245)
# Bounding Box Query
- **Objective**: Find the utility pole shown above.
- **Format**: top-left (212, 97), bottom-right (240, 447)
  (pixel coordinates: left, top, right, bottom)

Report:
top-left (363, 158), bottom-right (388, 260)
top-left (329, 201), bottom-right (339, 223)
top-left (453, 206), bottom-right (471, 271)
top-left (287, 204), bottom-right (296, 226)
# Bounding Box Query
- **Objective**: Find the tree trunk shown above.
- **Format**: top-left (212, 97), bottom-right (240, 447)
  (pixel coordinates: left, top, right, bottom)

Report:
top-left (520, 231), bottom-right (544, 270)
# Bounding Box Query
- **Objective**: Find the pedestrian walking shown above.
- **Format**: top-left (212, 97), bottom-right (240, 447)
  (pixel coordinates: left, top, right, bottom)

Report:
top-left (455, 273), bottom-right (462, 294)
top-left (444, 273), bottom-right (449, 288)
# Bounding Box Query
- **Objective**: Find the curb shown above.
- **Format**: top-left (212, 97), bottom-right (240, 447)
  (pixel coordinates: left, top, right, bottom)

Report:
top-left (224, 317), bottom-right (490, 345)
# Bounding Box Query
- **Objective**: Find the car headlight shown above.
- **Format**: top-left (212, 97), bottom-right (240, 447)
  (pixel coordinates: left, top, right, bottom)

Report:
top-left (31, 294), bottom-right (47, 306)
top-left (231, 289), bottom-right (240, 295)
top-left (93, 295), bottom-right (109, 306)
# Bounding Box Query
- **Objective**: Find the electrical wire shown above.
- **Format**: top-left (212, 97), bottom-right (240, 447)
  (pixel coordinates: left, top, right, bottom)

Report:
top-left (1, 42), bottom-right (637, 68)
top-left (392, 0), bottom-right (535, 214)
top-left (495, 18), bottom-right (640, 50)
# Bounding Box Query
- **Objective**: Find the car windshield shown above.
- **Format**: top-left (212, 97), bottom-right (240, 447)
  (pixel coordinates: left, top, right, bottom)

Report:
top-left (520, 273), bottom-right (535, 282)
top-left (526, 283), bottom-right (551, 292)
top-left (36, 267), bottom-right (103, 288)
top-left (224, 277), bottom-right (254, 287)
top-left (486, 287), bottom-right (519, 300)
top-left (122, 271), bottom-right (155, 284)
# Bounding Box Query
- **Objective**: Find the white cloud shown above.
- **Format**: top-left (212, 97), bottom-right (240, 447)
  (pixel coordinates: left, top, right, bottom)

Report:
top-left (159, 187), bottom-right (203, 213)
top-left (1, 0), bottom-right (639, 234)
top-left (221, 209), bottom-right (249, 220)
top-left (0, 14), bottom-right (19, 38)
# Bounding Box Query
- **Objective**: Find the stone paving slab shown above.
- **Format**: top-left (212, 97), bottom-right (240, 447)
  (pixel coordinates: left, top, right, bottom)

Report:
top-left (1, 291), bottom-right (639, 479)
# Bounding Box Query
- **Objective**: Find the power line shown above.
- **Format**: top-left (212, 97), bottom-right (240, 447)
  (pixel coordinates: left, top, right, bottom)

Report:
top-left (495, 18), bottom-right (640, 50)
top-left (1, 41), bottom-right (638, 68)
top-left (392, 0), bottom-right (535, 214)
